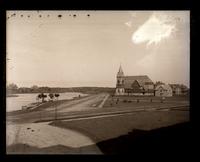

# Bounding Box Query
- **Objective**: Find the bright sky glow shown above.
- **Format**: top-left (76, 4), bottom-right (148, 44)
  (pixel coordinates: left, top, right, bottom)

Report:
top-left (132, 12), bottom-right (177, 46)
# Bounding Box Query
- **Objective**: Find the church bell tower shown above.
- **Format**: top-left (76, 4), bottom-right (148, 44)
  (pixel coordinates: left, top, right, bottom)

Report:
top-left (115, 65), bottom-right (125, 95)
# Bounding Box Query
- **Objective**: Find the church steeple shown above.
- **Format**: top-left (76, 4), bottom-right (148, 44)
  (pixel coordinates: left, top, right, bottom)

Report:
top-left (117, 64), bottom-right (124, 77)
top-left (116, 64), bottom-right (125, 95)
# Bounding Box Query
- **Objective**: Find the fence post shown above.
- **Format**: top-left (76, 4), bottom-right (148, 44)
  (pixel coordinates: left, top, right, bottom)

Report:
top-left (55, 102), bottom-right (57, 121)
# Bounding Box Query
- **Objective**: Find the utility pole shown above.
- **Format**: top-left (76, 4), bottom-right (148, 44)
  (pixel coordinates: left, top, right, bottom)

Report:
top-left (54, 94), bottom-right (60, 121)
top-left (55, 102), bottom-right (57, 121)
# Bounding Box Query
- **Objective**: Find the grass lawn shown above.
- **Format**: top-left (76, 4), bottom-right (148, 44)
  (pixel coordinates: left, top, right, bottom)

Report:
top-left (50, 110), bottom-right (189, 143)
top-left (103, 95), bottom-right (189, 110)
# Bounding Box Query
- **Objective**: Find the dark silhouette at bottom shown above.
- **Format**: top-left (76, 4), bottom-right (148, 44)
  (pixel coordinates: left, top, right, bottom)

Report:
top-left (96, 122), bottom-right (191, 154)
top-left (7, 122), bottom-right (191, 154)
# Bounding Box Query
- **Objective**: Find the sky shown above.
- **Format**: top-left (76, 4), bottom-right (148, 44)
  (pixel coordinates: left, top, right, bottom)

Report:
top-left (6, 11), bottom-right (190, 88)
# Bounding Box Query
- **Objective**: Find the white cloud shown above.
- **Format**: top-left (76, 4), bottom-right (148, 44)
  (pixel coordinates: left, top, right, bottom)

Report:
top-left (132, 12), bottom-right (177, 46)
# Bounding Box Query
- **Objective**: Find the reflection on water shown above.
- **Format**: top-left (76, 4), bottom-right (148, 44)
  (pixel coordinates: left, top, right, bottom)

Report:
top-left (6, 92), bottom-right (87, 112)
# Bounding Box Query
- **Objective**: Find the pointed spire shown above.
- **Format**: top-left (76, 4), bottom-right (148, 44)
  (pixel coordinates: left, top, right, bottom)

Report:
top-left (117, 64), bottom-right (124, 77)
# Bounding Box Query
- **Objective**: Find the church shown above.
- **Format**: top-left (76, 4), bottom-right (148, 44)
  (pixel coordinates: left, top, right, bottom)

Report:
top-left (115, 65), bottom-right (155, 96)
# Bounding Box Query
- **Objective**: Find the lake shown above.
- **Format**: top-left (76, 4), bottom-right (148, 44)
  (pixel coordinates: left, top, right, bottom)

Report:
top-left (6, 92), bottom-right (88, 112)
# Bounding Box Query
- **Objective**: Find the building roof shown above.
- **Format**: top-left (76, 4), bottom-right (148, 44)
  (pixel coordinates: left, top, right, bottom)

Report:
top-left (155, 84), bottom-right (172, 91)
top-left (124, 75), bottom-right (153, 89)
top-left (117, 65), bottom-right (124, 77)
top-left (169, 84), bottom-right (188, 90)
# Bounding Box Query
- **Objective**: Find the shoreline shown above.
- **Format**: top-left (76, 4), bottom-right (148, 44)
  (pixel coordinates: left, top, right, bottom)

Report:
top-left (6, 92), bottom-right (89, 113)
top-left (6, 94), bottom-right (19, 97)
top-left (6, 94), bottom-right (90, 116)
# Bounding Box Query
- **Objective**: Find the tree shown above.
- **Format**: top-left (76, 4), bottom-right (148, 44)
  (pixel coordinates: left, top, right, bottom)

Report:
top-left (49, 93), bottom-right (54, 101)
top-left (38, 93), bottom-right (47, 102)
top-left (155, 81), bottom-right (165, 86)
top-left (55, 93), bottom-right (60, 100)
top-left (6, 83), bottom-right (18, 94)
top-left (7, 83), bottom-right (18, 90)
top-left (43, 94), bottom-right (47, 102)
top-left (37, 94), bottom-right (42, 102)
top-left (31, 85), bottom-right (39, 92)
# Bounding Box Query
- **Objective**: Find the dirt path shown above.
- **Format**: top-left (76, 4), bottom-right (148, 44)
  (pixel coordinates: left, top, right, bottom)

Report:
top-left (7, 122), bottom-right (102, 154)
top-left (98, 94), bottom-right (110, 108)
top-left (58, 93), bottom-right (106, 113)
top-left (7, 93), bottom-right (108, 124)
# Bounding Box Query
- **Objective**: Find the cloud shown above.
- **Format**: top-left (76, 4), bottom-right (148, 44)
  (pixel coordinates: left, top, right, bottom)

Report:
top-left (132, 12), bottom-right (177, 46)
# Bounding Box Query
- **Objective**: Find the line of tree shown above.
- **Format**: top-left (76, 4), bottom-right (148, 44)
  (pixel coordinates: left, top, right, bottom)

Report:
top-left (36, 93), bottom-right (60, 103)
top-left (6, 83), bottom-right (115, 94)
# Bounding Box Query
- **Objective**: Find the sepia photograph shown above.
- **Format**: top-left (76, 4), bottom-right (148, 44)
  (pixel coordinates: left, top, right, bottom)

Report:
top-left (6, 10), bottom-right (190, 154)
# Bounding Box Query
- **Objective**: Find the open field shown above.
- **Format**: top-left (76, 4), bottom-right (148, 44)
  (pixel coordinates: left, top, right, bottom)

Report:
top-left (50, 110), bottom-right (189, 143)
top-left (7, 94), bottom-right (189, 123)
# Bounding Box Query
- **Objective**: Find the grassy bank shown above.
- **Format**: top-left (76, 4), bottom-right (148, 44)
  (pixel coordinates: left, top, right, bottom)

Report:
top-left (7, 95), bottom-right (89, 116)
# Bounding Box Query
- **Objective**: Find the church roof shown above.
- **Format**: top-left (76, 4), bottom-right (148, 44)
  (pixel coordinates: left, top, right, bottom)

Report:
top-left (117, 65), bottom-right (124, 76)
top-left (124, 75), bottom-right (153, 89)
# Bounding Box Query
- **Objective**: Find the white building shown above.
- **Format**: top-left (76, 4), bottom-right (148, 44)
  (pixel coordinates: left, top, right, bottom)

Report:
top-left (155, 84), bottom-right (173, 97)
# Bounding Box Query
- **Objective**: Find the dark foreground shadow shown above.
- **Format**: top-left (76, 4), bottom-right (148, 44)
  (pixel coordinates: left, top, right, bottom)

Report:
top-left (7, 122), bottom-right (191, 154)
top-left (96, 122), bottom-right (191, 154)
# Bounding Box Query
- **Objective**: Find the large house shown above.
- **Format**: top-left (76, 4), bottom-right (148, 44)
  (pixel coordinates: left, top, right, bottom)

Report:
top-left (115, 65), bottom-right (154, 96)
top-left (155, 84), bottom-right (173, 97)
top-left (169, 84), bottom-right (189, 95)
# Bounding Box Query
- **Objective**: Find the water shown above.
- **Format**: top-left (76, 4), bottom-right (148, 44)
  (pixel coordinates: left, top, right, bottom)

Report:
top-left (6, 92), bottom-right (87, 112)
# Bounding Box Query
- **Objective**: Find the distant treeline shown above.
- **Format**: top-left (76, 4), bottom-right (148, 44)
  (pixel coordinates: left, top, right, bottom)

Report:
top-left (6, 84), bottom-right (115, 95)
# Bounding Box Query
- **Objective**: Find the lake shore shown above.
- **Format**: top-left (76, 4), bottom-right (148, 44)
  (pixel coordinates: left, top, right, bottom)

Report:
top-left (6, 94), bottom-right (90, 116)
top-left (6, 92), bottom-right (88, 112)
top-left (6, 94), bottom-right (19, 97)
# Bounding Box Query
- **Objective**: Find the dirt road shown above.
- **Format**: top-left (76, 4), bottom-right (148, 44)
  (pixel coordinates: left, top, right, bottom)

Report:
top-left (7, 93), bottom-right (108, 124)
